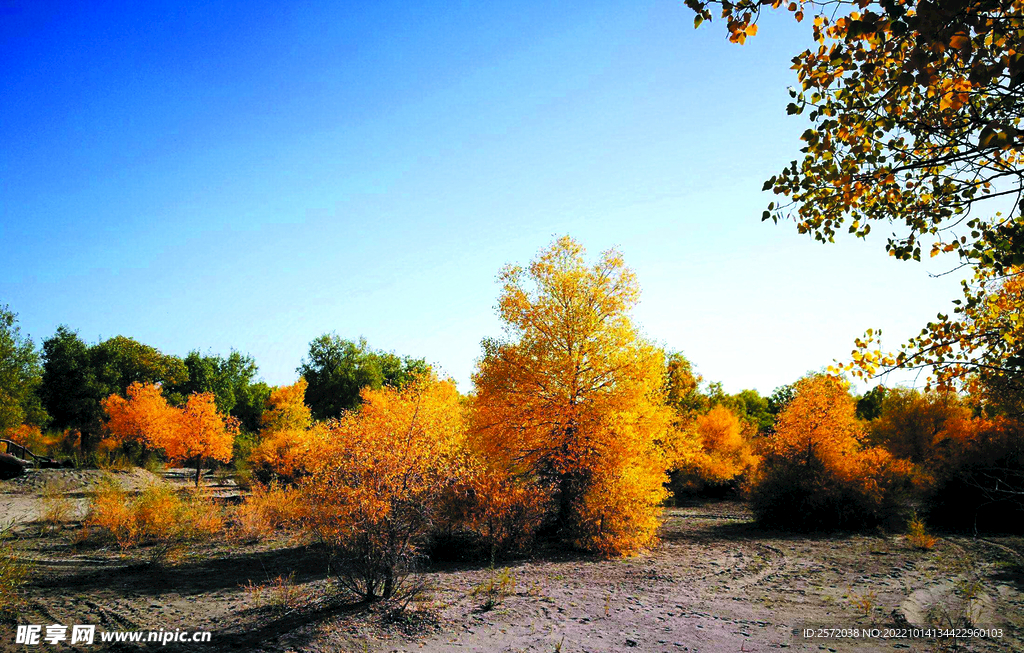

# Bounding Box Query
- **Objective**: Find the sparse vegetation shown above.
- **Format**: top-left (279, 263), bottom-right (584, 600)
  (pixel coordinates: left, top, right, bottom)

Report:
top-left (907, 514), bottom-right (938, 551)
top-left (0, 526), bottom-right (29, 619)
top-left (471, 567), bottom-right (516, 611)
top-left (82, 481), bottom-right (223, 551)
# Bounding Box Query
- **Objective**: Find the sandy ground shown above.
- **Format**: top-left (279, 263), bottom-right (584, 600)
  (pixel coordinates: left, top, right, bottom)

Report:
top-left (1, 471), bottom-right (1022, 652)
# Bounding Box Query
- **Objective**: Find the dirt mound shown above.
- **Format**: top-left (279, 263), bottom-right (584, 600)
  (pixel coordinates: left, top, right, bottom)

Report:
top-left (0, 466), bottom-right (166, 495)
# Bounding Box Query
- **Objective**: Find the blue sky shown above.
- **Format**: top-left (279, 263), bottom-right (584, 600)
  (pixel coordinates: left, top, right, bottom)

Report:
top-left (1, 0), bottom-right (965, 394)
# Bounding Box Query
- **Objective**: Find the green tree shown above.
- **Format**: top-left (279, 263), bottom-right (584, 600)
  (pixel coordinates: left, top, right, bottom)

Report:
top-left (856, 385), bottom-right (888, 421)
top-left (165, 350), bottom-right (269, 432)
top-left (664, 351), bottom-right (707, 416)
top-left (40, 328), bottom-right (186, 451)
top-left (40, 327), bottom-right (102, 447)
top-left (0, 305), bottom-right (46, 434)
top-left (728, 389), bottom-right (774, 435)
top-left (90, 335), bottom-right (186, 398)
top-left (297, 335), bottom-right (429, 421)
top-left (767, 383), bottom-right (796, 417)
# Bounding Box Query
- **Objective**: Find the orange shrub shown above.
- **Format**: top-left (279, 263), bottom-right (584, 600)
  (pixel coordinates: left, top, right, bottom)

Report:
top-left (298, 376), bottom-right (468, 601)
top-left (231, 482), bottom-right (305, 543)
top-left (84, 482), bottom-right (223, 549)
top-left (749, 375), bottom-right (917, 530)
top-left (260, 379), bottom-right (312, 433)
top-left (434, 464), bottom-right (550, 558)
top-left (867, 387), bottom-right (1024, 531)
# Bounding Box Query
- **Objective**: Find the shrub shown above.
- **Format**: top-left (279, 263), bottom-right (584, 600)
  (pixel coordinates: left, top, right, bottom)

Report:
top-left (471, 567), bottom-right (516, 611)
top-left (434, 465), bottom-right (550, 559)
top-left (0, 531), bottom-right (28, 619)
top-left (231, 482), bottom-right (305, 543)
top-left (83, 481), bottom-right (223, 550)
top-left (749, 375), bottom-right (916, 530)
top-left (924, 415), bottom-right (1024, 531)
top-left (906, 514), bottom-right (938, 550)
top-left (39, 478), bottom-right (74, 532)
top-left (298, 377), bottom-right (467, 602)
top-left (868, 387), bottom-right (1024, 531)
top-left (248, 425), bottom-right (327, 484)
top-left (669, 405), bottom-right (758, 496)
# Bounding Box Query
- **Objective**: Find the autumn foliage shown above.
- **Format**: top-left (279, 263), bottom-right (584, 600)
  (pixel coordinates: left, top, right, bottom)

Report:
top-left (248, 379), bottom-right (324, 483)
top-left (102, 382), bottom-right (236, 484)
top-left (298, 376), bottom-right (468, 601)
top-left (671, 405), bottom-right (758, 495)
top-left (83, 481), bottom-right (223, 550)
top-left (749, 375), bottom-right (916, 530)
top-left (868, 388), bottom-right (1024, 530)
top-left (471, 237), bottom-right (675, 555)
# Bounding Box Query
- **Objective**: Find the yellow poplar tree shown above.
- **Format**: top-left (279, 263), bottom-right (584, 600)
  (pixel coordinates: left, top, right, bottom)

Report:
top-left (165, 392), bottom-right (237, 486)
top-left (472, 236), bottom-right (675, 555)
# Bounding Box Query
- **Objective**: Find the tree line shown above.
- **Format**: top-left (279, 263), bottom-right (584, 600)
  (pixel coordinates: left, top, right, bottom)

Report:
top-left (0, 310), bottom-right (425, 459)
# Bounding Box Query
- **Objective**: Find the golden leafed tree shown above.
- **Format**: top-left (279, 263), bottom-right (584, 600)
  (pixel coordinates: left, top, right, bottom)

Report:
top-left (261, 378), bottom-right (312, 433)
top-left (249, 378), bottom-right (321, 482)
top-left (164, 392), bottom-right (237, 486)
top-left (675, 405), bottom-right (758, 492)
top-left (101, 382), bottom-right (178, 454)
top-left (102, 383), bottom-right (236, 485)
top-left (472, 236), bottom-right (675, 555)
top-left (751, 375), bottom-right (915, 530)
top-left (685, 1), bottom-right (1024, 400)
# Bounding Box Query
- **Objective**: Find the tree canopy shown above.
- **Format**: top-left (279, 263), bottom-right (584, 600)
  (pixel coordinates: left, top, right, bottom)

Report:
top-left (40, 329), bottom-right (187, 449)
top-left (165, 350), bottom-right (270, 433)
top-left (0, 305), bottom-right (46, 434)
top-left (297, 335), bottom-right (429, 421)
top-left (688, 0), bottom-right (1024, 388)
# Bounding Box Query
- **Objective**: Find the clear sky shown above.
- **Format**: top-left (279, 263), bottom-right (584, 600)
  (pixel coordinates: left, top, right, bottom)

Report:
top-left (1, 0), bottom-right (966, 395)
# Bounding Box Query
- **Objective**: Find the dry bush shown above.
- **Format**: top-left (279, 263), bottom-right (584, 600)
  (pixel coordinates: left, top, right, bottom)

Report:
top-left (231, 482), bottom-right (305, 543)
top-left (84, 483), bottom-right (137, 547)
top-left (471, 567), bottom-right (516, 611)
top-left (39, 479), bottom-right (75, 533)
top-left (83, 482), bottom-right (223, 550)
top-left (434, 466), bottom-right (550, 558)
top-left (242, 571), bottom-right (307, 611)
top-left (0, 529), bottom-right (29, 619)
top-left (906, 514), bottom-right (938, 550)
top-left (749, 375), bottom-right (917, 531)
